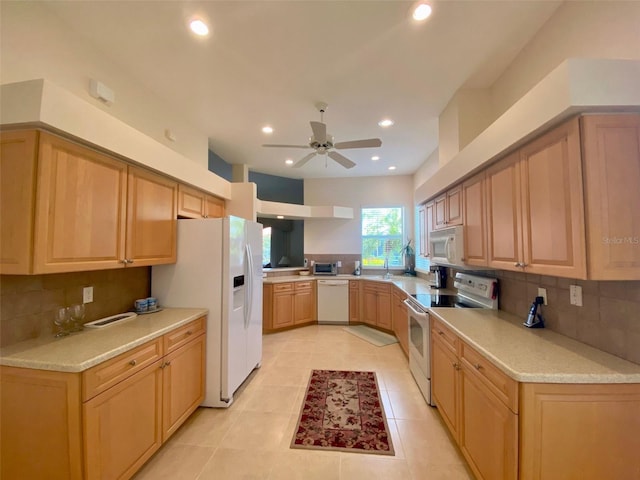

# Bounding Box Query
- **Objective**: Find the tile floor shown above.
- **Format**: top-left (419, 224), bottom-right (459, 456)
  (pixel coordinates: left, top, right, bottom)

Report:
top-left (133, 325), bottom-right (473, 480)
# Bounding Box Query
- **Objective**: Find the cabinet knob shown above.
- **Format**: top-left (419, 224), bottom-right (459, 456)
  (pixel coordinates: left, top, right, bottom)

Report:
top-left (453, 362), bottom-right (461, 371)
top-left (129, 359), bottom-right (137, 366)
top-left (165, 361), bottom-right (171, 367)
top-left (127, 259), bottom-right (134, 264)
top-left (186, 330), bottom-right (193, 336)
top-left (438, 331), bottom-right (444, 336)
top-left (474, 363), bottom-right (482, 370)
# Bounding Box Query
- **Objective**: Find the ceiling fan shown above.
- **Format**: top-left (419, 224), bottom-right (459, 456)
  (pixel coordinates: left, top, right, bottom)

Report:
top-left (262, 102), bottom-right (382, 169)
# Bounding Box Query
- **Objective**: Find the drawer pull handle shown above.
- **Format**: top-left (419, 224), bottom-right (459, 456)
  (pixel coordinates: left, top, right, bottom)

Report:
top-left (438, 331), bottom-right (444, 336)
top-left (474, 363), bottom-right (482, 370)
top-left (160, 361), bottom-right (172, 369)
top-left (453, 362), bottom-right (461, 371)
top-left (129, 360), bottom-right (137, 366)
top-left (186, 330), bottom-right (193, 336)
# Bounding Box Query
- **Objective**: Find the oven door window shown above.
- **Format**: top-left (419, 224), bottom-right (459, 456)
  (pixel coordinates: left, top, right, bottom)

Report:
top-left (409, 316), bottom-right (424, 356)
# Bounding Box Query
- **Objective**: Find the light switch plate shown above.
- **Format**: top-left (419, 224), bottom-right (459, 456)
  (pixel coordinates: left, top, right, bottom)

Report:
top-left (83, 286), bottom-right (94, 304)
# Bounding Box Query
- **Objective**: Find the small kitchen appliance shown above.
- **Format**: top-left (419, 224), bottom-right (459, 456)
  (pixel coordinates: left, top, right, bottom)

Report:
top-left (353, 260), bottom-right (361, 276)
top-left (313, 262), bottom-right (338, 275)
top-left (430, 265), bottom-right (447, 289)
top-left (429, 225), bottom-right (466, 267)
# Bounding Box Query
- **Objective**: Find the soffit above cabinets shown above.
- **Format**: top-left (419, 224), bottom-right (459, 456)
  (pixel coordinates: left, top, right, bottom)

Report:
top-left (415, 58), bottom-right (640, 204)
top-left (257, 200), bottom-right (353, 220)
top-left (0, 79), bottom-right (232, 200)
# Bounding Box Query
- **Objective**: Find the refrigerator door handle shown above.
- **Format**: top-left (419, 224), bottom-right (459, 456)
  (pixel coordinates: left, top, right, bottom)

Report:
top-left (244, 244), bottom-right (253, 330)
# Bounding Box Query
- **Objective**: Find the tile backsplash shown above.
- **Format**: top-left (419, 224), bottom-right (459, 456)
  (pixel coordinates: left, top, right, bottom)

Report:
top-left (493, 270), bottom-right (640, 365)
top-left (0, 267), bottom-right (150, 347)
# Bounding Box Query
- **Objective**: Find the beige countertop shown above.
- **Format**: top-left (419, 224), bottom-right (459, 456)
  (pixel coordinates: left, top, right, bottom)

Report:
top-left (0, 308), bottom-right (208, 373)
top-left (429, 308), bottom-right (640, 384)
top-left (263, 274), bottom-right (441, 296)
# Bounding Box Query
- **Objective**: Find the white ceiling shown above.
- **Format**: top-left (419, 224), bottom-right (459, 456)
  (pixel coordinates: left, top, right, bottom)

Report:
top-left (42, 1), bottom-right (561, 180)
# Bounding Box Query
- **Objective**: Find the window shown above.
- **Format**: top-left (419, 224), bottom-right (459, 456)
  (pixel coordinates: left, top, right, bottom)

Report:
top-left (262, 227), bottom-right (272, 267)
top-left (361, 207), bottom-right (404, 268)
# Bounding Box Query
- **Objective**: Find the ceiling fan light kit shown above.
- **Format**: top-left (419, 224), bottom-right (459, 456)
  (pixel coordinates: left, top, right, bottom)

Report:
top-left (262, 102), bottom-right (382, 169)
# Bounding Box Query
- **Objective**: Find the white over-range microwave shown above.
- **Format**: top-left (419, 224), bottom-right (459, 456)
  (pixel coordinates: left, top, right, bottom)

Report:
top-left (429, 225), bottom-right (465, 267)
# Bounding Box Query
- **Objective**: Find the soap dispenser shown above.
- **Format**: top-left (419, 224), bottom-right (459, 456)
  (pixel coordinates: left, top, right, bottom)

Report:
top-left (523, 296), bottom-right (545, 328)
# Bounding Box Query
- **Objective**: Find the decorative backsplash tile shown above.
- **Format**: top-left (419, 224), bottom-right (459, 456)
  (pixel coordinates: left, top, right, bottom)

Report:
top-left (0, 268), bottom-right (150, 347)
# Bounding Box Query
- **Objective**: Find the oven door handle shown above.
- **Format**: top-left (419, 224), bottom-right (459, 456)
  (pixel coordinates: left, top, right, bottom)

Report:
top-left (403, 299), bottom-right (428, 318)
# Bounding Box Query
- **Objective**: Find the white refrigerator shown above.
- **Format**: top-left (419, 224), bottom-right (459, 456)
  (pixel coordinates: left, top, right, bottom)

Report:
top-left (152, 216), bottom-right (263, 407)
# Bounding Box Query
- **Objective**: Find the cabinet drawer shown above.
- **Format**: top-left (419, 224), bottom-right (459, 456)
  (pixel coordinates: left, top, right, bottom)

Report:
top-left (273, 283), bottom-right (293, 292)
top-left (83, 338), bottom-right (163, 401)
top-left (461, 341), bottom-right (518, 413)
top-left (163, 317), bottom-right (206, 354)
top-left (295, 281), bottom-right (313, 291)
top-left (349, 281), bottom-right (359, 289)
top-left (431, 318), bottom-right (458, 352)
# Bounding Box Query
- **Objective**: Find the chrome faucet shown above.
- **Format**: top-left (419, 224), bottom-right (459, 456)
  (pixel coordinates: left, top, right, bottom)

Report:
top-left (384, 257), bottom-right (392, 279)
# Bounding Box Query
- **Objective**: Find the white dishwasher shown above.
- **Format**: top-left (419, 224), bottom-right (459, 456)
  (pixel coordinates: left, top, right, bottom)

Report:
top-left (317, 279), bottom-right (349, 324)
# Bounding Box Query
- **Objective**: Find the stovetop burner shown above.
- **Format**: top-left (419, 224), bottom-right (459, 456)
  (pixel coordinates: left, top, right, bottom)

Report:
top-left (411, 293), bottom-right (482, 309)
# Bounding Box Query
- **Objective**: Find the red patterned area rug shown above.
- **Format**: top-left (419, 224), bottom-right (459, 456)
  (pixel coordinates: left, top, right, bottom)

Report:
top-left (290, 370), bottom-right (394, 455)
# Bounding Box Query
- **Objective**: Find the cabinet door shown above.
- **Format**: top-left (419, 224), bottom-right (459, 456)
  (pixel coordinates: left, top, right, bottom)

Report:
top-left (34, 132), bottom-right (128, 274)
top-left (272, 291), bottom-right (294, 328)
top-left (486, 152), bottom-right (523, 271)
top-left (581, 114), bottom-right (640, 280)
top-left (84, 361), bottom-right (163, 480)
top-left (362, 285), bottom-right (378, 326)
top-left (418, 205), bottom-right (426, 257)
top-left (177, 184), bottom-right (205, 219)
top-left (434, 194), bottom-right (447, 229)
top-left (162, 335), bottom-right (205, 441)
top-left (459, 365), bottom-right (517, 480)
top-left (204, 194), bottom-right (225, 218)
top-left (446, 185), bottom-right (463, 226)
top-left (349, 281), bottom-right (359, 323)
top-left (463, 173), bottom-right (488, 266)
top-left (126, 166), bottom-right (177, 266)
top-left (520, 117), bottom-right (586, 278)
top-left (392, 292), bottom-right (408, 356)
top-left (294, 289), bottom-right (314, 324)
top-left (0, 130), bottom-right (38, 274)
top-left (431, 335), bottom-right (459, 440)
top-left (376, 289), bottom-right (392, 330)
top-left (0, 366), bottom-right (83, 480)
top-left (425, 202), bottom-right (434, 257)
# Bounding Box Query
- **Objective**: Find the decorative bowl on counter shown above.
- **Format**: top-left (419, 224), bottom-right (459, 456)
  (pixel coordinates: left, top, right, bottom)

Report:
top-left (299, 271), bottom-right (311, 276)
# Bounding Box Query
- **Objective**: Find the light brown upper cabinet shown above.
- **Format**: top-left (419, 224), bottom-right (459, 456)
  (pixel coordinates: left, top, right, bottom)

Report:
top-left (581, 114), bottom-right (640, 280)
top-left (2, 130), bottom-right (177, 274)
top-left (418, 201), bottom-right (434, 258)
top-left (0, 130), bottom-right (39, 274)
top-left (434, 185), bottom-right (463, 230)
top-left (462, 172), bottom-right (488, 266)
top-left (125, 166), bottom-right (177, 267)
top-left (487, 118), bottom-right (587, 278)
top-left (33, 132), bottom-right (129, 273)
top-left (177, 183), bottom-right (225, 219)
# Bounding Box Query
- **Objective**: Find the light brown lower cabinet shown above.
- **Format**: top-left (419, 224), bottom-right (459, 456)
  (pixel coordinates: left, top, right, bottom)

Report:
top-left (0, 317), bottom-right (206, 480)
top-left (431, 317), bottom-right (640, 480)
top-left (263, 281), bottom-right (316, 332)
top-left (349, 280), bottom-right (360, 323)
top-left (362, 281), bottom-right (392, 330)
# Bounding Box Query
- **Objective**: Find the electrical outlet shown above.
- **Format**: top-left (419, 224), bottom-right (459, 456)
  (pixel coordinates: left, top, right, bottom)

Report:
top-left (537, 287), bottom-right (548, 305)
top-left (569, 285), bottom-right (583, 307)
top-left (83, 286), bottom-right (94, 304)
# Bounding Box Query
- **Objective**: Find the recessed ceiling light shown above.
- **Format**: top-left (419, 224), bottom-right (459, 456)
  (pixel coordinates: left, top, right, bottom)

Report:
top-left (276, 215), bottom-right (284, 219)
top-left (262, 126), bottom-right (273, 134)
top-left (388, 166), bottom-right (397, 171)
top-left (371, 156), bottom-right (380, 161)
top-left (378, 119), bottom-right (394, 128)
top-left (412, 3), bottom-right (432, 21)
top-left (285, 159), bottom-right (293, 165)
top-left (189, 19), bottom-right (209, 36)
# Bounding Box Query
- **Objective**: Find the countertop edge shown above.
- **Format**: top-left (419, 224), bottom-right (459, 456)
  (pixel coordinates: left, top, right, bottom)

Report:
top-left (428, 309), bottom-right (640, 384)
top-left (0, 309), bottom-right (208, 373)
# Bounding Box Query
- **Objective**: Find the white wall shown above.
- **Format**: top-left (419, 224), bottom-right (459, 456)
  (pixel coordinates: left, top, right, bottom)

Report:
top-left (413, 149), bottom-right (439, 192)
top-left (0, 1), bottom-right (209, 167)
top-left (304, 176), bottom-right (414, 254)
top-left (491, 1), bottom-right (640, 118)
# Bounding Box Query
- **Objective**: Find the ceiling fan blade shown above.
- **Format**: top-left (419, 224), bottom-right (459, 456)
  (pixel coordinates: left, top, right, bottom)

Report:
top-left (310, 121), bottom-right (327, 143)
top-left (293, 152), bottom-right (317, 168)
top-left (262, 144), bottom-right (311, 149)
top-left (334, 138), bottom-right (382, 149)
top-left (328, 151), bottom-right (356, 169)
